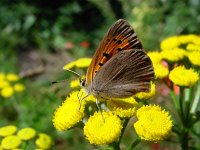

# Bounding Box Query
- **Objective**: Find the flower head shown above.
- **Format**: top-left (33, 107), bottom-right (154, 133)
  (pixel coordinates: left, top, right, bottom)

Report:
top-left (178, 34), bottom-right (199, 44)
top-left (14, 83), bottom-right (25, 92)
top-left (160, 36), bottom-right (180, 50)
top-left (84, 111), bottom-right (122, 145)
top-left (75, 58), bottom-right (91, 68)
top-left (169, 66), bottom-right (199, 87)
top-left (135, 82), bottom-right (156, 100)
top-left (186, 44), bottom-right (200, 51)
top-left (70, 78), bottom-right (80, 89)
top-left (63, 61), bottom-right (76, 70)
top-left (153, 63), bottom-right (169, 79)
top-left (1, 135), bottom-right (21, 149)
top-left (1, 86), bottom-right (14, 98)
top-left (17, 127), bottom-right (36, 140)
top-left (0, 125), bottom-right (17, 137)
top-left (188, 51), bottom-right (200, 66)
top-left (35, 133), bottom-right (54, 149)
top-left (53, 92), bottom-right (86, 131)
top-left (6, 73), bottom-right (19, 82)
top-left (161, 48), bottom-right (186, 62)
top-left (0, 73), bottom-right (5, 81)
top-left (63, 58), bottom-right (91, 70)
top-left (107, 97), bottom-right (138, 118)
top-left (0, 80), bottom-right (9, 89)
top-left (134, 105), bottom-right (173, 142)
top-left (147, 51), bottom-right (162, 64)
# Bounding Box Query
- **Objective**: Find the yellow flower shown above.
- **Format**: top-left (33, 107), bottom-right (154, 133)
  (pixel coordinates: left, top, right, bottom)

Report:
top-left (107, 97), bottom-right (138, 118)
top-left (53, 93), bottom-right (86, 131)
top-left (14, 83), bottom-right (25, 92)
top-left (70, 78), bottom-right (80, 89)
top-left (160, 36), bottom-right (180, 50)
top-left (161, 48), bottom-right (186, 62)
top-left (186, 44), bottom-right (200, 51)
top-left (35, 133), bottom-right (53, 149)
top-left (1, 135), bottom-right (22, 149)
top-left (6, 73), bottom-right (19, 82)
top-left (147, 51), bottom-right (162, 64)
top-left (0, 80), bottom-right (9, 89)
top-left (63, 58), bottom-right (91, 70)
top-left (134, 105), bottom-right (173, 142)
top-left (84, 111), bottom-right (122, 145)
top-left (188, 51), bottom-right (200, 66)
top-left (153, 63), bottom-right (169, 79)
top-left (192, 36), bottom-right (200, 45)
top-left (0, 73), bottom-right (5, 81)
top-left (17, 127), bottom-right (36, 140)
top-left (75, 58), bottom-right (91, 68)
top-left (0, 125), bottom-right (17, 137)
top-left (169, 66), bottom-right (199, 87)
top-left (63, 61), bottom-right (76, 70)
top-left (1, 86), bottom-right (14, 98)
top-left (135, 82), bottom-right (156, 100)
top-left (178, 34), bottom-right (199, 44)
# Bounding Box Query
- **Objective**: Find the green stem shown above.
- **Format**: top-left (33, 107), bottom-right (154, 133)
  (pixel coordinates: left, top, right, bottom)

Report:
top-left (179, 87), bottom-right (190, 150)
top-left (181, 129), bottom-right (189, 150)
top-left (169, 91), bottom-right (179, 112)
top-left (127, 138), bottom-right (141, 150)
top-left (179, 87), bottom-right (185, 124)
top-left (113, 118), bottom-right (130, 150)
top-left (184, 88), bottom-right (193, 128)
top-left (119, 118), bottom-right (130, 144)
top-left (191, 81), bottom-right (200, 114)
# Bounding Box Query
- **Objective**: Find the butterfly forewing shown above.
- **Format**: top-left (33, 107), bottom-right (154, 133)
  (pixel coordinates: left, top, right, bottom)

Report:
top-left (86, 19), bottom-right (143, 85)
top-left (91, 49), bottom-right (154, 98)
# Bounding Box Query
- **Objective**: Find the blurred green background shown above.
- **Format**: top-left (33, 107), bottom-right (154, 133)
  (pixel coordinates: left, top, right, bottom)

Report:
top-left (0, 0), bottom-right (200, 149)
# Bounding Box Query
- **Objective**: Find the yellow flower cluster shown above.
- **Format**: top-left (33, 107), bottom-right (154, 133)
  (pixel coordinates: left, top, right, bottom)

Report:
top-left (0, 125), bottom-right (53, 149)
top-left (53, 76), bottom-right (172, 145)
top-left (0, 73), bottom-right (25, 98)
top-left (148, 34), bottom-right (200, 84)
top-left (160, 34), bottom-right (200, 50)
top-left (63, 58), bottom-right (91, 70)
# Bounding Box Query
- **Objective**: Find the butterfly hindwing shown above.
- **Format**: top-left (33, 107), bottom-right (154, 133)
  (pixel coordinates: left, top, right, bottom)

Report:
top-left (86, 19), bottom-right (143, 85)
top-left (92, 49), bottom-right (154, 98)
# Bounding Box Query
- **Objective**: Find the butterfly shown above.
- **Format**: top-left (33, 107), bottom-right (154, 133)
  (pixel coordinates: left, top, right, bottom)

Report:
top-left (80, 19), bottom-right (154, 100)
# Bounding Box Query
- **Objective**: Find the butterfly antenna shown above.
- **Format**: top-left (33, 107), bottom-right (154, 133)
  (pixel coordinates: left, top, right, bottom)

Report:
top-left (65, 69), bottom-right (81, 78)
top-left (51, 79), bottom-right (68, 85)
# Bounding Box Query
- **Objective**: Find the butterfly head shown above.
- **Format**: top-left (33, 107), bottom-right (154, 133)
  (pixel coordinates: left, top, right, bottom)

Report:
top-left (80, 78), bottom-right (86, 87)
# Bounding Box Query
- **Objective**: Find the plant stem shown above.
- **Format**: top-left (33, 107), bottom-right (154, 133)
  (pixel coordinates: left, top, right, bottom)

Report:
top-left (127, 138), bottom-right (141, 150)
top-left (170, 91), bottom-right (179, 113)
top-left (181, 129), bottom-right (189, 150)
top-left (179, 87), bottom-right (185, 124)
top-left (111, 118), bottom-right (130, 150)
top-left (191, 81), bottom-right (200, 113)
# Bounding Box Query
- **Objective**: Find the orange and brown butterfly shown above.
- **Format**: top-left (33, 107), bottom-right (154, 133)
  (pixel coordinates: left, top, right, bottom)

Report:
top-left (81, 19), bottom-right (154, 99)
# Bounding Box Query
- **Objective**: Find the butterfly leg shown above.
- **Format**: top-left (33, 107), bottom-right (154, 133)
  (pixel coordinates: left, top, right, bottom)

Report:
top-left (78, 92), bottom-right (89, 110)
top-left (96, 98), bottom-right (105, 122)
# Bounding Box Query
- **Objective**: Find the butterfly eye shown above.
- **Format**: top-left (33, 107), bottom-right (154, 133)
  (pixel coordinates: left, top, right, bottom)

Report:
top-left (80, 79), bottom-right (86, 87)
